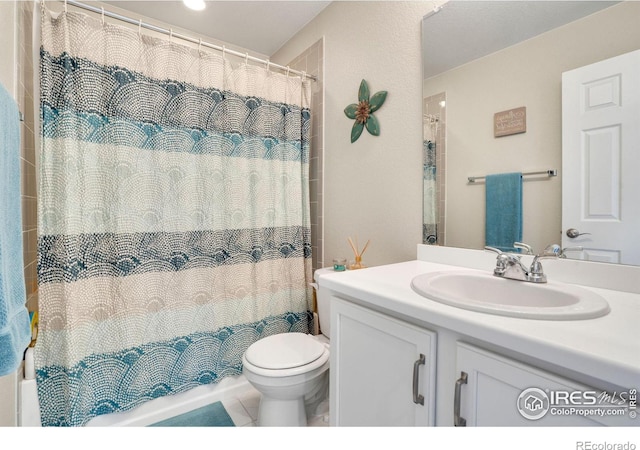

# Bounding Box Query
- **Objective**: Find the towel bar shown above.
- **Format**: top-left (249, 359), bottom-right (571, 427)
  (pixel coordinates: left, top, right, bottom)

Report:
top-left (468, 169), bottom-right (557, 183)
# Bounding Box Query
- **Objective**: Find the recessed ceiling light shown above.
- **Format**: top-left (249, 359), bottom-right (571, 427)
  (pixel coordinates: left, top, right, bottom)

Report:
top-left (183, 0), bottom-right (206, 11)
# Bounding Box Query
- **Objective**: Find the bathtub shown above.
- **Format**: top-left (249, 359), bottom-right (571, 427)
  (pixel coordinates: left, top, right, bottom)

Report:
top-left (18, 347), bottom-right (252, 427)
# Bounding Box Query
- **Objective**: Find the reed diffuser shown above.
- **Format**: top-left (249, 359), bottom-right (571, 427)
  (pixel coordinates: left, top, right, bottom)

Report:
top-left (347, 237), bottom-right (370, 270)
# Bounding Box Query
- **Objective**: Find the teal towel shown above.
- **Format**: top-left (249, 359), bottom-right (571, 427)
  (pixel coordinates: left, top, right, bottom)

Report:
top-left (0, 82), bottom-right (31, 376)
top-left (485, 172), bottom-right (523, 252)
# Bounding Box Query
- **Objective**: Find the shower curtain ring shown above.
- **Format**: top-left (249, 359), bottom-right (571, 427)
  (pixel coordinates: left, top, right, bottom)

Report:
top-left (138, 19), bottom-right (142, 36)
top-left (266, 59), bottom-right (270, 71)
top-left (198, 38), bottom-right (202, 53)
top-left (64, 0), bottom-right (67, 13)
top-left (286, 66), bottom-right (290, 77)
top-left (301, 71), bottom-right (307, 81)
top-left (222, 45), bottom-right (226, 59)
top-left (101, 7), bottom-right (105, 25)
top-left (245, 53), bottom-right (249, 65)
top-left (169, 29), bottom-right (173, 42)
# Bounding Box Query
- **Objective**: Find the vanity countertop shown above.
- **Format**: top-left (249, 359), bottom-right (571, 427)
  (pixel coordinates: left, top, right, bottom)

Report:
top-left (317, 258), bottom-right (640, 390)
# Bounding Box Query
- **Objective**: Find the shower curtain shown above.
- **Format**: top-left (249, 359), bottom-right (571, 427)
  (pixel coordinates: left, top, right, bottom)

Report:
top-left (36, 8), bottom-right (312, 426)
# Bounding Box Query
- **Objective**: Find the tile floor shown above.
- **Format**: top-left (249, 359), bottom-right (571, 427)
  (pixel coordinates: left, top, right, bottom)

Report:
top-left (220, 384), bottom-right (330, 427)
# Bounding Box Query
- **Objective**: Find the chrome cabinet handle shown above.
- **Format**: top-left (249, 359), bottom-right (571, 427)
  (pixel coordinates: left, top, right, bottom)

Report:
top-left (566, 228), bottom-right (591, 239)
top-left (412, 354), bottom-right (425, 405)
top-left (454, 371), bottom-right (468, 426)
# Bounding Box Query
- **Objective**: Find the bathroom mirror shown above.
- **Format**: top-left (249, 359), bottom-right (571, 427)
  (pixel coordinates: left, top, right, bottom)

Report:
top-left (422, 0), bottom-right (640, 265)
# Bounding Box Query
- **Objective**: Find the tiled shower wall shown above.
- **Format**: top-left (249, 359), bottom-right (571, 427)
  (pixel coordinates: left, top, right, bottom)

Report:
top-left (288, 39), bottom-right (325, 271)
top-left (18, 1), bottom-right (38, 314)
top-left (423, 92), bottom-right (446, 246)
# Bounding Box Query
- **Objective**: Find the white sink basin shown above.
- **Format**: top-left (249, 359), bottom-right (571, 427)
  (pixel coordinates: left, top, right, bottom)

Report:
top-left (410, 270), bottom-right (610, 320)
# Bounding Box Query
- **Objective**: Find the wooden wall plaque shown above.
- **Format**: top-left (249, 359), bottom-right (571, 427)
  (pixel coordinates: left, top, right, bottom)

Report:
top-left (494, 106), bottom-right (526, 137)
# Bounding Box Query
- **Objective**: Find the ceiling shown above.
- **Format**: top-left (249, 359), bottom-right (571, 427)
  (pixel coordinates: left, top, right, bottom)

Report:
top-left (97, 1), bottom-right (620, 72)
top-left (102, 1), bottom-right (331, 56)
top-left (422, 1), bottom-right (620, 79)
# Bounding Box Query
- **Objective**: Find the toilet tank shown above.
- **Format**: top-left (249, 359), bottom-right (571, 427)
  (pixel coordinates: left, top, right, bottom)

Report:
top-left (313, 268), bottom-right (334, 338)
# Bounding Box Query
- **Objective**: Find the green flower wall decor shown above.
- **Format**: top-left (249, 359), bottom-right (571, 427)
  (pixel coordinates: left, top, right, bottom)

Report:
top-left (344, 79), bottom-right (387, 143)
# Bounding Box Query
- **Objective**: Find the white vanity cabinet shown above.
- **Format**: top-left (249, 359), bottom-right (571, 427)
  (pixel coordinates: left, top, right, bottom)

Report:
top-left (454, 342), bottom-right (627, 426)
top-left (328, 297), bottom-right (634, 427)
top-left (319, 253), bottom-right (640, 428)
top-left (330, 296), bottom-right (437, 426)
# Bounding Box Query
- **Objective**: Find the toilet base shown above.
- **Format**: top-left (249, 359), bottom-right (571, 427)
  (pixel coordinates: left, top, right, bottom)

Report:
top-left (257, 396), bottom-right (307, 427)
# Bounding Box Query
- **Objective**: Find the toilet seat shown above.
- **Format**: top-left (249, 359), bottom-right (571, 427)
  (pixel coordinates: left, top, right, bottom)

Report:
top-left (244, 332), bottom-right (325, 369)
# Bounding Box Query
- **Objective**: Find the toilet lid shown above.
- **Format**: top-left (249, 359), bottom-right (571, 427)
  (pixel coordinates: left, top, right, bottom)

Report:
top-left (244, 333), bottom-right (326, 370)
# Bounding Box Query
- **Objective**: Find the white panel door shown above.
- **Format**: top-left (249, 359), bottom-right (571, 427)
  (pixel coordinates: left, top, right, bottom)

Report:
top-left (561, 49), bottom-right (640, 265)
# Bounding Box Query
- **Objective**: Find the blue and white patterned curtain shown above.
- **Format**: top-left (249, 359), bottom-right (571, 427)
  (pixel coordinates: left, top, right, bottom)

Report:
top-left (36, 8), bottom-right (312, 426)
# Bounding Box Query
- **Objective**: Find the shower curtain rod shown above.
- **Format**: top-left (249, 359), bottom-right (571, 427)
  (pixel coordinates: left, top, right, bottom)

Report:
top-left (57, 0), bottom-right (317, 82)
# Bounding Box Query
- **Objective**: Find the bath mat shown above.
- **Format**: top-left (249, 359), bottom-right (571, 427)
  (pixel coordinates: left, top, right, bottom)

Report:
top-left (149, 401), bottom-right (235, 427)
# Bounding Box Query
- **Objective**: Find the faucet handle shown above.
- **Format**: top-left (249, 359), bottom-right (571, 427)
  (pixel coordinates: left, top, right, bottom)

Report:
top-left (542, 244), bottom-right (562, 257)
top-left (528, 258), bottom-right (547, 283)
top-left (540, 244), bottom-right (584, 258)
top-left (485, 247), bottom-right (512, 276)
top-left (528, 247), bottom-right (560, 283)
top-left (484, 246), bottom-right (503, 255)
top-left (533, 246), bottom-right (561, 265)
top-left (485, 246), bottom-right (522, 263)
top-left (514, 242), bottom-right (534, 255)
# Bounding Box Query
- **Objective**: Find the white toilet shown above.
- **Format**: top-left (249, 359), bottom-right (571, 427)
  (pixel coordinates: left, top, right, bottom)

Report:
top-left (242, 269), bottom-right (332, 426)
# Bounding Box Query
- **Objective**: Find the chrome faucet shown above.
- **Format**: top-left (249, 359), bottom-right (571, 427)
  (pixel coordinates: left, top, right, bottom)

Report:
top-left (485, 244), bottom-right (560, 283)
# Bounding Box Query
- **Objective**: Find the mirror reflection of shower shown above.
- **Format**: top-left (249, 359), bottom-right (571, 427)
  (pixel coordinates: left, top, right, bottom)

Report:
top-left (423, 93), bottom-right (446, 245)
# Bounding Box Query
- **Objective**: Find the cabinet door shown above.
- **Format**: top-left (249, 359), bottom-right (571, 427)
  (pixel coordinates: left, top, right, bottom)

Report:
top-left (455, 342), bottom-right (631, 426)
top-left (331, 297), bottom-right (436, 426)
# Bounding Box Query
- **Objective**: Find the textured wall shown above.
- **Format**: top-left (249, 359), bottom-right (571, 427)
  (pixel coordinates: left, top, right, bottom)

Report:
top-left (273, 1), bottom-right (434, 268)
